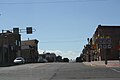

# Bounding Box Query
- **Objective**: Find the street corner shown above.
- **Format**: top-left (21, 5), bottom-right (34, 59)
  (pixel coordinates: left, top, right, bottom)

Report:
top-left (106, 64), bottom-right (120, 68)
top-left (83, 62), bottom-right (97, 67)
top-left (90, 64), bottom-right (97, 67)
top-left (105, 61), bottom-right (120, 68)
top-left (83, 62), bottom-right (91, 66)
top-left (83, 61), bottom-right (106, 67)
top-left (90, 63), bottom-right (105, 67)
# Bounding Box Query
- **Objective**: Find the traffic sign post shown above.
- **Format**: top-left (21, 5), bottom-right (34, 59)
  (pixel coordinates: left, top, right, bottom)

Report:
top-left (2, 27), bottom-right (36, 34)
top-left (97, 37), bottom-right (112, 65)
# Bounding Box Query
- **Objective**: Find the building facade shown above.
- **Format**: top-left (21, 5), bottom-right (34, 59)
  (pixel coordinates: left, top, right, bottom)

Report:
top-left (91, 25), bottom-right (120, 60)
top-left (38, 52), bottom-right (57, 62)
top-left (21, 39), bottom-right (39, 63)
top-left (0, 31), bottom-right (21, 66)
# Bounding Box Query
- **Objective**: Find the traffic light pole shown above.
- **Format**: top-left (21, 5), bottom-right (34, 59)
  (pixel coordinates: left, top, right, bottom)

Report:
top-left (118, 41), bottom-right (120, 65)
top-left (105, 49), bottom-right (108, 65)
top-left (2, 27), bottom-right (36, 34)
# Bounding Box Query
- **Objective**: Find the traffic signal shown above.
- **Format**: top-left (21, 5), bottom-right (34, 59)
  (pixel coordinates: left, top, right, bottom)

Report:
top-left (13, 28), bottom-right (19, 34)
top-left (26, 27), bottom-right (32, 34)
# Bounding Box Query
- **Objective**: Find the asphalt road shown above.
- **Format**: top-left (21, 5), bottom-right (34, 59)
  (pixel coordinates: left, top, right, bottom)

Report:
top-left (0, 63), bottom-right (120, 80)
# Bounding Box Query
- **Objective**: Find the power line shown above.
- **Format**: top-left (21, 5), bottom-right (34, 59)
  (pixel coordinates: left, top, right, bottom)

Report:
top-left (0, 0), bottom-right (107, 5)
top-left (40, 40), bottom-right (82, 43)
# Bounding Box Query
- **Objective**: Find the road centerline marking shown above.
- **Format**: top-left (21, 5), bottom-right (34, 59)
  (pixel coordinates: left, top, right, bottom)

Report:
top-left (111, 68), bottom-right (120, 73)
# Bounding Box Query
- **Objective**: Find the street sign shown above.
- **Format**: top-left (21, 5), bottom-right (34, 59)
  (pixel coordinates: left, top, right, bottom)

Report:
top-left (97, 38), bottom-right (112, 49)
top-left (98, 44), bottom-right (103, 49)
top-left (97, 37), bottom-right (111, 65)
top-left (103, 44), bottom-right (107, 49)
top-left (108, 44), bottom-right (112, 49)
top-left (106, 38), bottom-right (112, 44)
top-left (98, 44), bottom-right (112, 49)
top-left (98, 38), bottom-right (111, 44)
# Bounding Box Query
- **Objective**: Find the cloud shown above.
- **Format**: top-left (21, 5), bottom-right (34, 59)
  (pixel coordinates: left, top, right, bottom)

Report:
top-left (38, 49), bottom-right (80, 59)
top-left (62, 51), bottom-right (80, 59)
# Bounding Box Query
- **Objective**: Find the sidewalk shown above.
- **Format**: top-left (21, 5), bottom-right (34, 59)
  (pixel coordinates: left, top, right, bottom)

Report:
top-left (83, 60), bottom-right (120, 67)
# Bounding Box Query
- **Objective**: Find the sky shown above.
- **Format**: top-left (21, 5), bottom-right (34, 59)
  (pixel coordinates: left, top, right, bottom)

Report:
top-left (0, 0), bottom-right (120, 59)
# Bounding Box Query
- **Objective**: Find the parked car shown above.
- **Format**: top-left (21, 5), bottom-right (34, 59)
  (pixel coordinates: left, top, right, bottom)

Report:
top-left (14, 57), bottom-right (25, 64)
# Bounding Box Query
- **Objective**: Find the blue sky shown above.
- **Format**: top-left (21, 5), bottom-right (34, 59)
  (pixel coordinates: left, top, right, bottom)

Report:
top-left (0, 0), bottom-right (120, 59)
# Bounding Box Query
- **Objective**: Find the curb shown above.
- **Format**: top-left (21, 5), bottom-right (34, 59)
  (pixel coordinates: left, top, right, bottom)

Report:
top-left (83, 62), bottom-right (120, 68)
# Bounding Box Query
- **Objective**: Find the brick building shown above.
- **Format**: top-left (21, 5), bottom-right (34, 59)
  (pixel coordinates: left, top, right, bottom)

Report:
top-left (91, 25), bottom-right (120, 60)
top-left (38, 52), bottom-right (56, 62)
top-left (0, 31), bottom-right (21, 66)
top-left (21, 39), bottom-right (39, 63)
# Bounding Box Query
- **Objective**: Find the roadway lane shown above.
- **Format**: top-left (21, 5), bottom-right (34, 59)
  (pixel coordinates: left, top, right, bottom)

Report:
top-left (0, 63), bottom-right (120, 80)
top-left (52, 63), bottom-right (120, 80)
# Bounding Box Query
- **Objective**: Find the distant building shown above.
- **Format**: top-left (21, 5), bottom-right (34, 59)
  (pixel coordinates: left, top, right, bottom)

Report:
top-left (0, 31), bottom-right (21, 66)
top-left (21, 39), bottom-right (39, 63)
top-left (38, 52), bottom-right (56, 62)
top-left (38, 54), bottom-right (47, 63)
top-left (91, 25), bottom-right (120, 60)
top-left (82, 25), bottom-right (120, 62)
top-left (62, 58), bottom-right (69, 62)
top-left (82, 44), bottom-right (91, 62)
top-left (56, 55), bottom-right (62, 62)
top-left (45, 52), bottom-right (56, 62)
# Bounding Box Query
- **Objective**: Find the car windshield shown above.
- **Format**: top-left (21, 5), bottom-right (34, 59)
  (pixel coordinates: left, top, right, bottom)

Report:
top-left (15, 57), bottom-right (23, 60)
top-left (16, 58), bottom-right (22, 60)
top-left (0, 0), bottom-right (120, 80)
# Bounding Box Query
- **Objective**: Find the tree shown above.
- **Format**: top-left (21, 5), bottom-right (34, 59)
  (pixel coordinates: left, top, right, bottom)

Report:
top-left (62, 58), bottom-right (69, 62)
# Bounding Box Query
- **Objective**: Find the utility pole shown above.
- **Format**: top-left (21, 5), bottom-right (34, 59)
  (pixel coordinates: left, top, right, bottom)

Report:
top-left (98, 37), bottom-right (111, 65)
top-left (118, 41), bottom-right (120, 64)
top-left (105, 49), bottom-right (108, 65)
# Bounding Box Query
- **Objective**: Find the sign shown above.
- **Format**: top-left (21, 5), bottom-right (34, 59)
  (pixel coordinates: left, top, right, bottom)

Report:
top-left (97, 38), bottom-right (112, 49)
top-left (98, 44), bottom-right (103, 49)
top-left (107, 45), bottom-right (112, 49)
top-left (98, 38), bottom-right (111, 44)
top-left (103, 44), bottom-right (107, 49)
top-left (98, 44), bottom-right (112, 49)
top-left (92, 44), bottom-right (97, 49)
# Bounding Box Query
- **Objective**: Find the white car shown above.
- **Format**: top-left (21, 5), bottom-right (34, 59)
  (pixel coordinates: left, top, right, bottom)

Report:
top-left (14, 57), bottom-right (25, 64)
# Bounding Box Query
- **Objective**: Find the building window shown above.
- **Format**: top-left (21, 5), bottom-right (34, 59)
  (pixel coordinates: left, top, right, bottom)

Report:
top-left (16, 40), bottom-right (18, 45)
top-left (19, 41), bottom-right (21, 46)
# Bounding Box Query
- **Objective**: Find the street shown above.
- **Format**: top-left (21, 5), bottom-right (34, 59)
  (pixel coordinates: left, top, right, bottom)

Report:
top-left (0, 63), bottom-right (120, 80)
